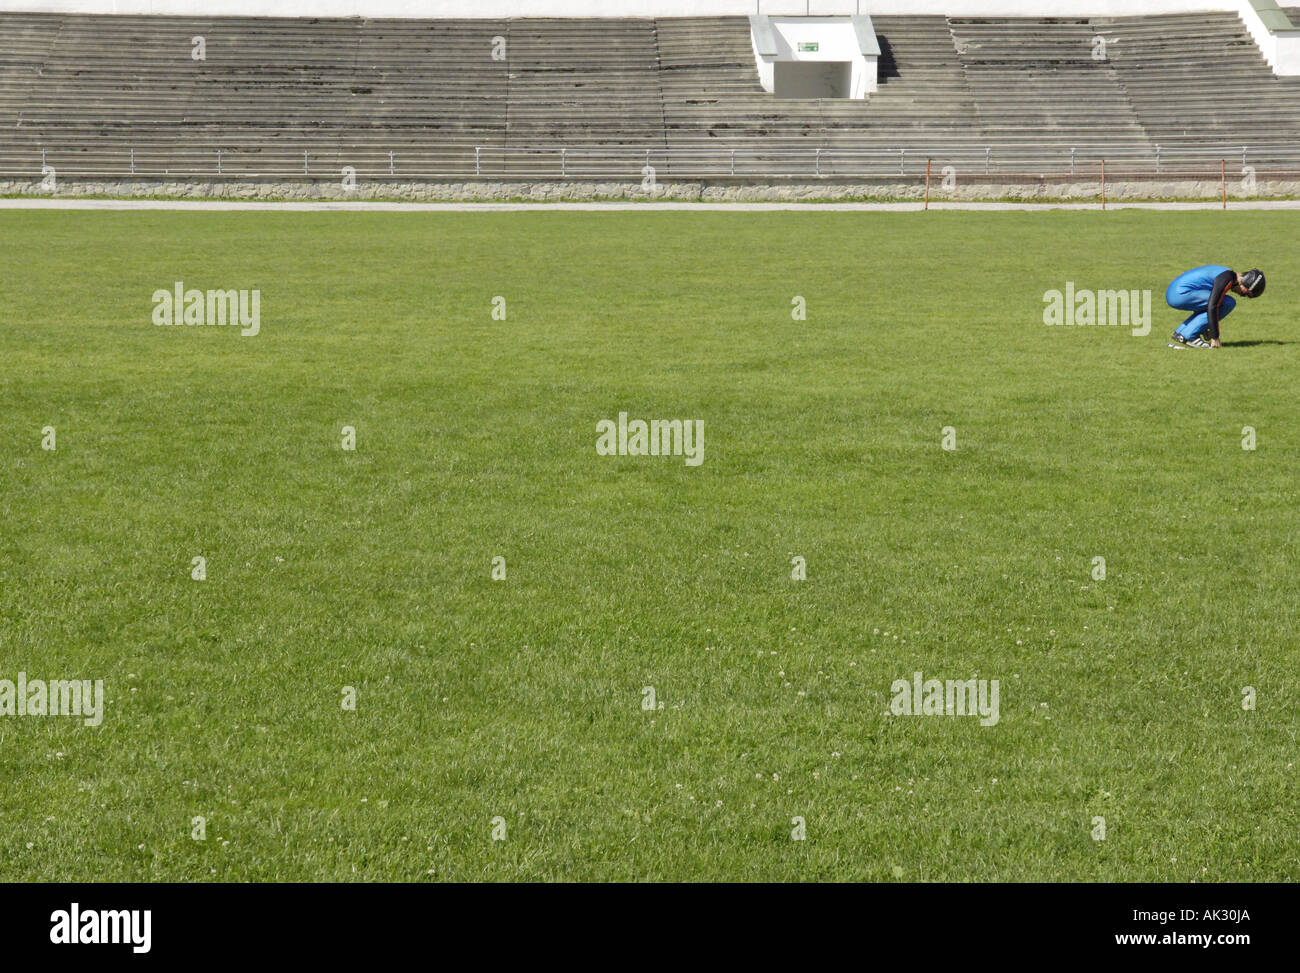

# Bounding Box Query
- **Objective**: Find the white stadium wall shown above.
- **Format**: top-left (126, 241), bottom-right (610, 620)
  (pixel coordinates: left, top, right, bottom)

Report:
top-left (0, 1), bottom-right (1246, 17)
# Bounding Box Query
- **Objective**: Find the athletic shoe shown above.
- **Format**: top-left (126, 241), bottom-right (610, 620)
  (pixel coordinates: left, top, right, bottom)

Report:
top-left (1184, 336), bottom-right (1212, 348)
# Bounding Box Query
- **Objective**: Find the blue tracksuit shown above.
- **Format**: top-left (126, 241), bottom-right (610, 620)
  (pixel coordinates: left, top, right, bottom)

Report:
top-left (1167, 265), bottom-right (1236, 340)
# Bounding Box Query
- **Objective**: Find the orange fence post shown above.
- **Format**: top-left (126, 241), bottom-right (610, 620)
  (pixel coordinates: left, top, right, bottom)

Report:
top-left (925, 158), bottom-right (932, 210)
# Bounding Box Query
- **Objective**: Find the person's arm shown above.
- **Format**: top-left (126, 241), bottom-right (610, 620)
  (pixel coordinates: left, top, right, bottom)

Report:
top-left (1205, 269), bottom-right (1236, 345)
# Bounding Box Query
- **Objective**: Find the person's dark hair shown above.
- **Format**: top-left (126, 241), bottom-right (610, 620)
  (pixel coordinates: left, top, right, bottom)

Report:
top-left (1242, 269), bottom-right (1266, 297)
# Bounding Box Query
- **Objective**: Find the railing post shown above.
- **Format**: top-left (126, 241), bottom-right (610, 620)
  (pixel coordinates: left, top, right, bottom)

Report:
top-left (816, 147), bottom-right (822, 177)
top-left (217, 148), bottom-right (222, 175)
top-left (1154, 145), bottom-right (1160, 174)
top-left (1242, 145), bottom-right (1247, 168)
top-left (475, 146), bottom-right (481, 177)
top-left (1070, 147), bottom-right (1075, 176)
top-left (304, 150), bottom-right (309, 175)
top-left (730, 148), bottom-right (735, 176)
top-left (985, 147), bottom-right (991, 174)
top-left (389, 150), bottom-right (395, 176)
top-left (561, 147), bottom-right (567, 178)
top-left (130, 148), bottom-right (135, 175)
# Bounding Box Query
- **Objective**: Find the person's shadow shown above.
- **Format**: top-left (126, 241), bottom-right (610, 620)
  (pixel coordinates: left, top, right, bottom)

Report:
top-left (1224, 339), bottom-right (1292, 347)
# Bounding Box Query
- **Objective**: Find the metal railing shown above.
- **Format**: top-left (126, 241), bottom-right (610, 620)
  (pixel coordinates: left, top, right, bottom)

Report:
top-left (4, 141), bottom-right (1300, 181)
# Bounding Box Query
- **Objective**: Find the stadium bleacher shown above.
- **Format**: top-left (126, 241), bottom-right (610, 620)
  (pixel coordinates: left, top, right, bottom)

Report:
top-left (3, 11), bottom-right (1300, 181)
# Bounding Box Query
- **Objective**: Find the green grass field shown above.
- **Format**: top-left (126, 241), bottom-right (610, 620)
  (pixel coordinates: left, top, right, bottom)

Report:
top-left (1, 209), bottom-right (1297, 882)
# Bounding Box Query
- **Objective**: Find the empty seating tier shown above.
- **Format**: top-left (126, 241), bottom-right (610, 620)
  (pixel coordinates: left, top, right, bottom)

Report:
top-left (3, 12), bottom-right (1299, 180)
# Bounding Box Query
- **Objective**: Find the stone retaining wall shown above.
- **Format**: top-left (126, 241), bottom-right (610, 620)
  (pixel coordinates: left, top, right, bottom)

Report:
top-left (3, 178), bottom-right (1298, 201)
